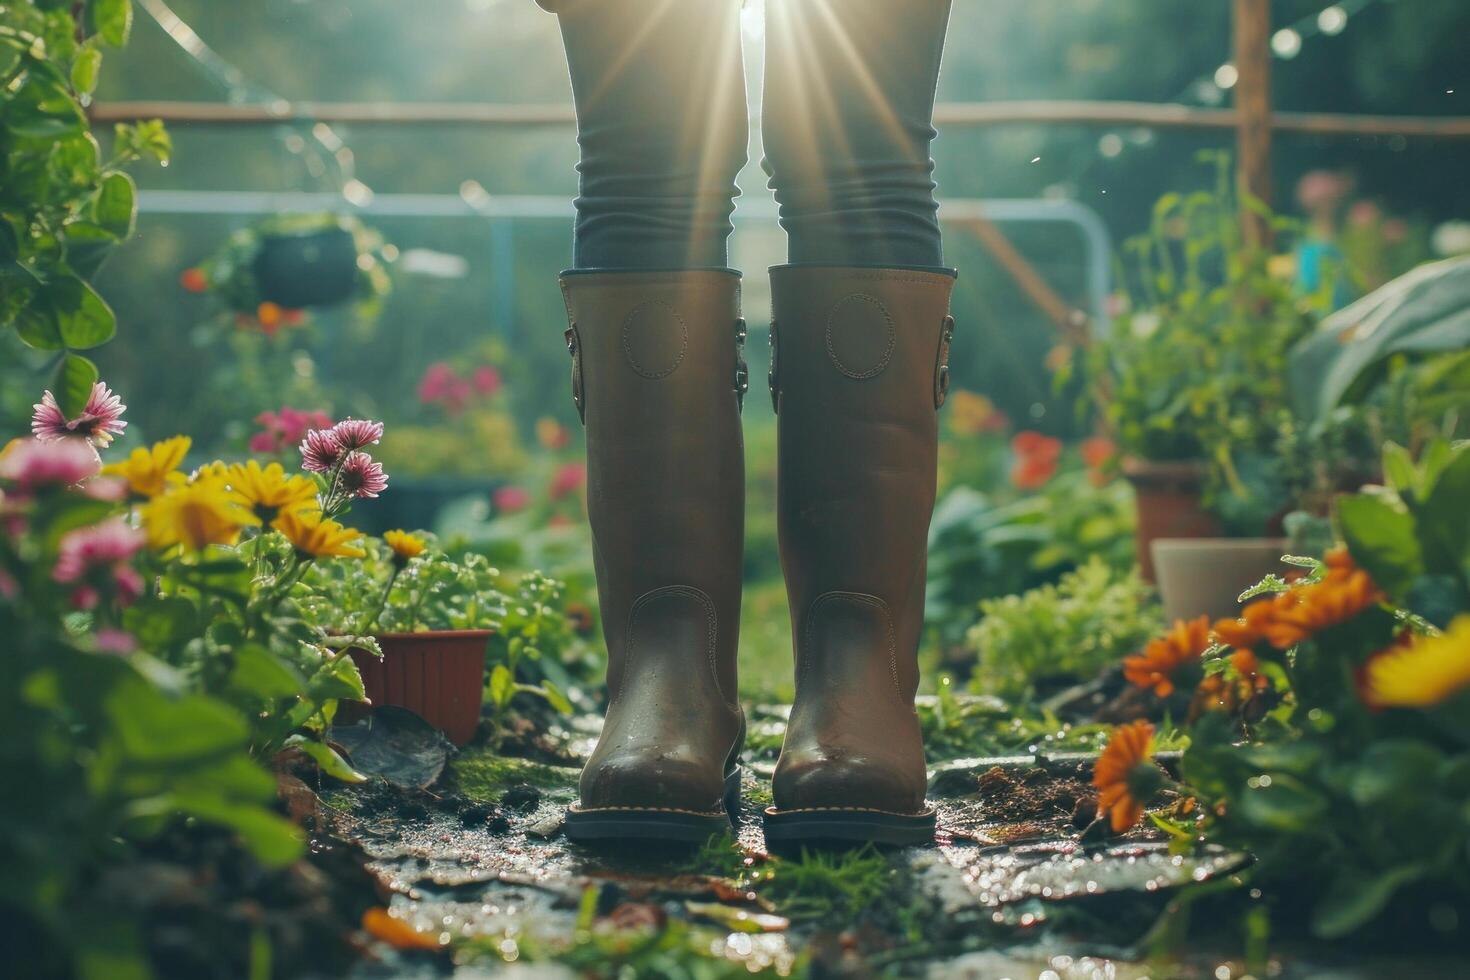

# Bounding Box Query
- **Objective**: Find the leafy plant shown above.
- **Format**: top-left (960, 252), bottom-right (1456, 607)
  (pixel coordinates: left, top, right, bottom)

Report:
top-left (926, 468), bottom-right (1135, 649)
top-left (0, 441), bottom-right (311, 975)
top-left (1103, 441), bottom-right (1470, 940)
top-left (1088, 152), bottom-right (1329, 527)
top-left (1, 0), bottom-right (170, 417)
top-left (300, 533), bottom-right (507, 634)
top-left (966, 558), bottom-right (1160, 701)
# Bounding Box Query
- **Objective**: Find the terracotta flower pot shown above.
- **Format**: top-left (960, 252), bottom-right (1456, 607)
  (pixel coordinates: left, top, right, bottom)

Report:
top-left (1151, 538), bottom-right (1287, 623)
top-left (343, 630), bottom-right (491, 746)
top-left (1121, 458), bottom-right (1222, 583)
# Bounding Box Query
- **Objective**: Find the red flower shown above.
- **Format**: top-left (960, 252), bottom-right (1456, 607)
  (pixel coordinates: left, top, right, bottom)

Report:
top-left (1011, 430), bottom-right (1063, 462)
top-left (471, 365), bottom-right (503, 397)
top-left (1011, 455), bottom-right (1058, 490)
top-left (180, 268), bottom-right (209, 293)
top-left (548, 462), bottom-right (586, 500)
top-left (1009, 430), bottom-right (1062, 490)
top-left (493, 485), bottom-right (531, 513)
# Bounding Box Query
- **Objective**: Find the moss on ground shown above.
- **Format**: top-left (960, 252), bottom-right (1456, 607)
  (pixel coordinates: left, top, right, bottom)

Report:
top-left (452, 749), bottom-right (580, 802)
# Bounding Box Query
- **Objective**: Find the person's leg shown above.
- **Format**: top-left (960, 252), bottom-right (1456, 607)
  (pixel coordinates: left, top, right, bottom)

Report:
top-left (760, 0), bottom-right (957, 846)
top-left (544, 0), bottom-right (752, 842)
top-left (554, 0), bottom-right (748, 269)
top-left (761, 0), bottom-right (952, 268)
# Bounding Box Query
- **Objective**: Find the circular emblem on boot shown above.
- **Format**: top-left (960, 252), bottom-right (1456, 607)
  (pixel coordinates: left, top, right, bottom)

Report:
top-left (825, 294), bottom-right (896, 379)
top-left (621, 300), bottom-right (689, 379)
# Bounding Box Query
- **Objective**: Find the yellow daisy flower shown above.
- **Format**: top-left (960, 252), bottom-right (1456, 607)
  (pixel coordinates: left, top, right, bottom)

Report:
top-left (383, 529), bottom-right (427, 564)
top-left (189, 460), bottom-right (232, 487)
top-left (1362, 617), bottom-right (1470, 708)
top-left (142, 480), bottom-right (260, 551)
top-left (101, 436), bottom-right (191, 497)
top-left (227, 460), bottom-right (319, 525)
top-left (275, 508), bottom-right (366, 559)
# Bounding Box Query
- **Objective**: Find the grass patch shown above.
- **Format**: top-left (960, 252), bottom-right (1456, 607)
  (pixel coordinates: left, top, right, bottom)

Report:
top-left (451, 748), bottom-right (580, 802)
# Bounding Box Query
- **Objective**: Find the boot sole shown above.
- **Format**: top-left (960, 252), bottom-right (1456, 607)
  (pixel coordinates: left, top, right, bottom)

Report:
top-left (564, 766), bottom-right (742, 844)
top-left (761, 805), bottom-right (936, 847)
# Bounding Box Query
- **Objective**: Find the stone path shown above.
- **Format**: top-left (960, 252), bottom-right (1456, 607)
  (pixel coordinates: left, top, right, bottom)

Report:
top-left (321, 704), bottom-right (1444, 978)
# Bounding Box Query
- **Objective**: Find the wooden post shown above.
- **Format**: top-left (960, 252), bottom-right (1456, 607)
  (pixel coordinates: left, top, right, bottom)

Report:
top-left (1233, 0), bottom-right (1273, 247)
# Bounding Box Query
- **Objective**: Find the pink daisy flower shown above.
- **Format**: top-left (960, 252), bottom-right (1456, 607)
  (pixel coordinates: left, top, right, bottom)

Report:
top-left (331, 418), bottom-right (384, 451)
top-left (338, 452), bottom-right (389, 498)
top-left (54, 517), bottom-right (145, 608)
top-left (53, 517), bottom-right (145, 581)
top-left (32, 382), bottom-right (127, 448)
top-left (299, 428), bottom-right (345, 473)
top-left (0, 439), bottom-right (101, 491)
top-left (493, 485), bottom-right (531, 513)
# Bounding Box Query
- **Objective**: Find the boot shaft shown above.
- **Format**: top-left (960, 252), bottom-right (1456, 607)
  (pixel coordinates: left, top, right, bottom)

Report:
top-left (768, 265), bottom-right (955, 702)
top-left (559, 269), bottom-right (748, 715)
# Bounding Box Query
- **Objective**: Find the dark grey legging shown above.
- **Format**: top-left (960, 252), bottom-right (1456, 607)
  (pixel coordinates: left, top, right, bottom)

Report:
top-left (547, 0), bottom-right (954, 271)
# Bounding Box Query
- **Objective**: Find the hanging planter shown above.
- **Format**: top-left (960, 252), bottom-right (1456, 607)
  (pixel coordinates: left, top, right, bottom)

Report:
top-left (181, 212), bottom-right (393, 324)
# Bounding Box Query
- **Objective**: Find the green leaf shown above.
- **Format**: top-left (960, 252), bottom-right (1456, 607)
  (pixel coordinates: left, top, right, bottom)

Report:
top-left (5, 76), bottom-right (86, 138)
top-left (122, 595), bottom-right (200, 652)
top-left (71, 44), bottom-right (102, 94)
top-left (47, 273), bottom-right (116, 349)
top-left (86, 0), bottom-right (133, 47)
top-left (1235, 776), bottom-right (1328, 832)
top-left (54, 352), bottom-right (98, 419)
top-left (1350, 739), bottom-right (1444, 808)
top-left (306, 651), bottom-right (366, 703)
top-left (1312, 864), bottom-right (1426, 938)
top-left (14, 304), bottom-right (64, 350)
top-left (174, 794), bottom-right (304, 867)
top-left (1417, 446), bottom-right (1470, 582)
top-left (489, 664), bottom-right (514, 709)
top-left (284, 735), bottom-right (368, 784)
top-left (1380, 442), bottom-right (1417, 497)
top-left (1336, 494), bottom-right (1422, 600)
top-left (93, 171), bottom-right (136, 239)
top-left (540, 679), bottom-right (573, 715)
top-left (230, 643), bottom-right (305, 700)
top-left (106, 681), bottom-right (250, 764)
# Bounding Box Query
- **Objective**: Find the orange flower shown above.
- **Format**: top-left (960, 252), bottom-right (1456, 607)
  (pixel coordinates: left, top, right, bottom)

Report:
top-left (1263, 566), bottom-right (1380, 648)
top-left (1190, 674), bottom-right (1241, 718)
top-left (1229, 648), bottom-right (1261, 679)
top-left (1080, 436), bottom-right (1116, 470)
top-left (1093, 720), bottom-right (1161, 833)
top-left (1081, 436), bottom-right (1116, 486)
top-left (257, 302), bottom-right (284, 335)
top-left (1212, 598), bottom-right (1276, 649)
top-left (179, 268), bottom-right (208, 293)
top-left (361, 908), bottom-right (441, 951)
top-left (1124, 616), bottom-right (1212, 697)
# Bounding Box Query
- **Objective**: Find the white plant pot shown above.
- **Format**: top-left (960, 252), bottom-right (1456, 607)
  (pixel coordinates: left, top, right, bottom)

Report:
top-left (1151, 538), bottom-right (1289, 623)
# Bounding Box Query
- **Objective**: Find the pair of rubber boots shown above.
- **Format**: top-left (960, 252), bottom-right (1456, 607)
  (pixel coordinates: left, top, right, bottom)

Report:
top-left (557, 265), bottom-right (955, 846)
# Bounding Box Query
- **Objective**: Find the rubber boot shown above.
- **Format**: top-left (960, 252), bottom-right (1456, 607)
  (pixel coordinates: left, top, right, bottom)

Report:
top-left (762, 265), bottom-right (956, 846)
top-left (558, 269), bottom-right (749, 842)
